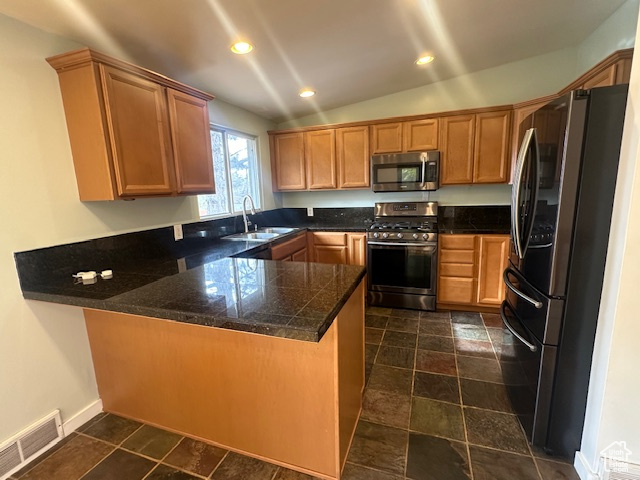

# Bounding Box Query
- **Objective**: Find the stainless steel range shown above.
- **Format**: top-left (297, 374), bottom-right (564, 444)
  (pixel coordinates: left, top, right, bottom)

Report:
top-left (367, 201), bottom-right (438, 310)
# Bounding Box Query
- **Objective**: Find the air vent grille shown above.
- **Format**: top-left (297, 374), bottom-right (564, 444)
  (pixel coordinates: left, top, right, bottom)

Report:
top-left (0, 410), bottom-right (62, 480)
top-left (0, 443), bottom-right (21, 478)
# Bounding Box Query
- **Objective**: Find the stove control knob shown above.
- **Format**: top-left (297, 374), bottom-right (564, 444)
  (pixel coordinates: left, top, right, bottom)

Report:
top-left (397, 233), bottom-right (404, 239)
top-left (382, 232), bottom-right (389, 239)
top-left (422, 233), bottom-right (428, 240)
top-left (413, 233), bottom-right (419, 239)
top-left (373, 232), bottom-right (379, 239)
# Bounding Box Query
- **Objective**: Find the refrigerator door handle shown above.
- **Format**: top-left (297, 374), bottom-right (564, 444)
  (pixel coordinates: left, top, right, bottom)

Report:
top-left (500, 301), bottom-right (538, 352)
top-left (503, 267), bottom-right (543, 309)
top-left (511, 128), bottom-right (540, 259)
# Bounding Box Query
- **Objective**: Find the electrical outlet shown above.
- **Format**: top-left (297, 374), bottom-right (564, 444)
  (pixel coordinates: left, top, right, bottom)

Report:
top-left (173, 224), bottom-right (183, 241)
top-left (177, 258), bottom-right (187, 273)
top-left (307, 207), bottom-right (314, 216)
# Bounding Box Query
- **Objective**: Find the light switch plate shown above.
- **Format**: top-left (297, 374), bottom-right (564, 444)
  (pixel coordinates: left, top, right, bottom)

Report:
top-left (173, 224), bottom-right (183, 241)
top-left (307, 207), bottom-right (314, 216)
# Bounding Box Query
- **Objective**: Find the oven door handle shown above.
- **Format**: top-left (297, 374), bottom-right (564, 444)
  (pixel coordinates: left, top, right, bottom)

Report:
top-left (503, 267), bottom-right (543, 309)
top-left (368, 241), bottom-right (437, 248)
top-left (500, 301), bottom-right (538, 352)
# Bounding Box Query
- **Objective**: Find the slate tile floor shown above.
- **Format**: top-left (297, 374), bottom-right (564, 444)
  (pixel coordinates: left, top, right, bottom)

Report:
top-left (9, 308), bottom-right (579, 480)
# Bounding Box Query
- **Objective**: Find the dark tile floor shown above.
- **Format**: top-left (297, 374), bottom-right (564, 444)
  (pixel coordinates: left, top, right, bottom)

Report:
top-left (9, 308), bottom-right (580, 480)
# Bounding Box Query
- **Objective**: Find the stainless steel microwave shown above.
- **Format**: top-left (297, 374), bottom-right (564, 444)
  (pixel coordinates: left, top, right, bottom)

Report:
top-left (371, 151), bottom-right (440, 192)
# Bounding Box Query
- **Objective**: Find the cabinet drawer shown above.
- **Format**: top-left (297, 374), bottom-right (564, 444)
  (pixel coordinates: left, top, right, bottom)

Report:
top-left (271, 232), bottom-right (307, 260)
top-left (312, 232), bottom-right (347, 246)
top-left (438, 277), bottom-right (475, 304)
top-left (440, 249), bottom-right (475, 264)
top-left (439, 263), bottom-right (475, 278)
top-left (440, 235), bottom-right (476, 250)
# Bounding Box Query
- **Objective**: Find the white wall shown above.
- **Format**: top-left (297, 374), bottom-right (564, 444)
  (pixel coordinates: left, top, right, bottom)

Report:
top-left (576, 0), bottom-right (639, 76)
top-left (0, 12), bottom-right (274, 443)
top-left (577, 7), bottom-right (640, 477)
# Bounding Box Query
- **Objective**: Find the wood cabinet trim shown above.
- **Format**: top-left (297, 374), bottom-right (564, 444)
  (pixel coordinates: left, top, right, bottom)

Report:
top-left (558, 48), bottom-right (633, 95)
top-left (47, 47), bottom-right (214, 101)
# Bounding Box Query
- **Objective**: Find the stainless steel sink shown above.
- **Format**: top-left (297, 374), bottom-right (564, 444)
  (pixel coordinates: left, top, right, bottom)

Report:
top-left (223, 232), bottom-right (281, 242)
top-left (260, 227), bottom-right (295, 234)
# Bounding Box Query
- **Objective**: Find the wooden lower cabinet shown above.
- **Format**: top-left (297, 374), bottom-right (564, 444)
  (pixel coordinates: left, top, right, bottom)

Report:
top-left (437, 234), bottom-right (509, 311)
top-left (308, 232), bottom-right (366, 266)
top-left (83, 280), bottom-right (365, 480)
top-left (271, 232), bottom-right (307, 261)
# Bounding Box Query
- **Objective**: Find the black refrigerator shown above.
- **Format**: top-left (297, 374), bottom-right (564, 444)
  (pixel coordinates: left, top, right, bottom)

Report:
top-left (501, 84), bottom-right (628, 458)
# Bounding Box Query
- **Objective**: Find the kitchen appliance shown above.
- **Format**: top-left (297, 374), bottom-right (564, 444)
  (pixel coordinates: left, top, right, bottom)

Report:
top-left (371, 152), bottom-right (439, 192)
top-left (367, 201), bottom-right (438, 310)
top-left (502, 85), bottom-right (628, 457)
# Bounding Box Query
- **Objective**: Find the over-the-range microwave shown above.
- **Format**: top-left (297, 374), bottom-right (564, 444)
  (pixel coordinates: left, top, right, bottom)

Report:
top-left (371, 151), bottom-right (440, 192)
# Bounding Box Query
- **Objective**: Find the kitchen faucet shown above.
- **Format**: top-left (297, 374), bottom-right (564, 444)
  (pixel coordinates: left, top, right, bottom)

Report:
top-left (242, 195), bottom-right (256, 233)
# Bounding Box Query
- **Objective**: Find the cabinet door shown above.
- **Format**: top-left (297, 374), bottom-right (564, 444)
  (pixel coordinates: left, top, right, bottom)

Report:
top-left (337, 126), bottom-right (370, 188)
top-left (272, 132), bottom-right (306, 190)
top-left (306, 130), bottom-right (337, 189)
top-left (403, 119), bottom-right (438, 151)
top-left (438, 234), bottom-right (476, 305)
top-left (438, 277), bottom-right (476, 304)
top-left (583, 64), bottom-right (617, 89)
top-left (476, 235), bottom-right (510, 306)
top-left (347, 234), bottom-right (367, 266)
top-left (371, 123), bottom-right (403, 154)
top-left (100, 65), bottom-right (175, 196)
top-left (439, 115), bottom-right (475, 185)
top-left (473, 110), bottom-right (511, 184)
top-left (314, 246), bottom-right (348, 264)
top-left (167, 89), bottom-right (215, 194)
top-left (291, 248), bottom-right (308, 262)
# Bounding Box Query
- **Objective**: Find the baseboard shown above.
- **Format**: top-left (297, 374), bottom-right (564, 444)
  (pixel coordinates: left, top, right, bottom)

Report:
top-left (62, 399), bottom-right (103, 436)
top-left (575, 451), bottom-right (601, 480)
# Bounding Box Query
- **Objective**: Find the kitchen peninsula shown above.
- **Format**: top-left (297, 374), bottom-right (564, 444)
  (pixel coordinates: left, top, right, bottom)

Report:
top-left (15, 230), bottom-right (366, 480)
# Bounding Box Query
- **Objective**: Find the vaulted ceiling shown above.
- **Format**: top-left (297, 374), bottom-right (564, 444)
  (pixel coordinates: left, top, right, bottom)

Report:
top-left (0, 0), bottom-right (627, 122)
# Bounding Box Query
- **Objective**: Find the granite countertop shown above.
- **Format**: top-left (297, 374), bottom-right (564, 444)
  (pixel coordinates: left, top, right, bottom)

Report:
top-left (19, 231), bottom-right (366, 343)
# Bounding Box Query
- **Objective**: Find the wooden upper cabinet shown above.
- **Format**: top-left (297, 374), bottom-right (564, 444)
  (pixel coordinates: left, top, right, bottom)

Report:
top-left (582, 64), bottom-right (617, 89)
top-left (476, 235), bottom-right (510, 306)
top-left (100, 65), bottom-right (176, 197)
top-left (440, 115), bottom-right (475, 185)
top-left (371, 123), bottom-right (403, 154)
top-left (473, 110), bottom-right (511, 184)
top-left (273, 132), bottom-right (306, 190)
top-left (47, 48), bottom-right (215, 201)
top-left (403, 118), bottom-right (438, 151)
top-left (167, 89), bottom-right (215, 194)
top-left (337, 126), bottom-right (370, 188)
top-left (305, 129), bottom-right (336, 189)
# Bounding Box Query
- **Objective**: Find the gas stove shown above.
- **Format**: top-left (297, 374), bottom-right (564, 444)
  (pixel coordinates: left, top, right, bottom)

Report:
top-left (368, 202), bottom-right (438, 244)
top-left (367, 201), bottom-right (439, 310)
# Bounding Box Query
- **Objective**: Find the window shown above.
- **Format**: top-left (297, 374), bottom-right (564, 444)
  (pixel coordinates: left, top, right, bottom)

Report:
top-left (198, 127), bottom-right (261, 218)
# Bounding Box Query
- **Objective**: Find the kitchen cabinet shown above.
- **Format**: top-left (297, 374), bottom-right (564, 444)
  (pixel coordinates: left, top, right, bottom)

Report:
top-left (370, 122), bottom-right (403, 154)
top-left (306, 130), bottom-right (337, 189)
top-left (582, 65), bottom-right (617, 89)
top-left (440, 115), bottom-right (475, 185)
top-left (371, 119), bottom-right (438, 154)
top-left (347, 233), bottom-right (367, 266)
top-left (437, 234), bottom-right (510, 310)
top-left (476, 235), bottom-right (510, 306)
top-left (47, 48), bottom-right (215, 201)
top-left (404, 118), bottom-right (439, 151)
top-left (336, 126), bottom-right (370, 188)
top-left (270, 126), bottom-right (369, 191)
top-left (440, 111), bottom-right (511, 185)
top-left (308, 232), bottom-right (366, 266)
top-left (271, 232), bottom-right (308, 261)
top-left (272, 132), bottom-right (306, 191)
top-left (311, 232), bottom-right (349, 264)
top-left (473, 111), bottom-right (511, 183)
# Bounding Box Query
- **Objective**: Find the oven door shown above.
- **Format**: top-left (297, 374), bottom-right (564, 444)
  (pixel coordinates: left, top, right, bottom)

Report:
top-left (367, 241), bottom-right (437, 295)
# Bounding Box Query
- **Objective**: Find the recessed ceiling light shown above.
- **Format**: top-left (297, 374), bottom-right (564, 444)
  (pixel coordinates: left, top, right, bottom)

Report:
top-left (299, 89), bottom-right (316, 98)
top-left (231, 41), bottom-right (253, 54)
top-left (416, 55), bottom-right (435, 65)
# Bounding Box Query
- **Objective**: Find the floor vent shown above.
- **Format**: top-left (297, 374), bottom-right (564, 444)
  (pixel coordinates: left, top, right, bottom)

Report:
top-left (0, 410), bottom-right (63, 480)
top-left (602, 461), bottom-right (640, 480)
